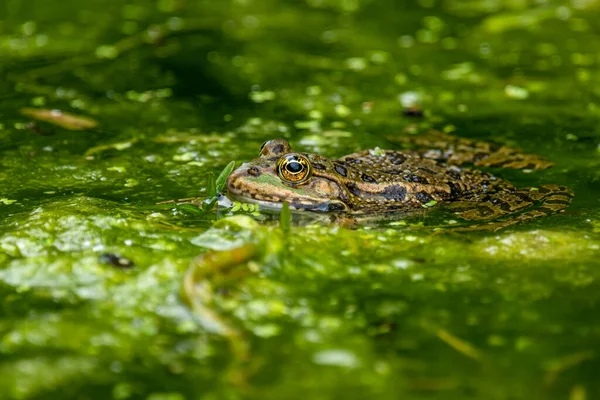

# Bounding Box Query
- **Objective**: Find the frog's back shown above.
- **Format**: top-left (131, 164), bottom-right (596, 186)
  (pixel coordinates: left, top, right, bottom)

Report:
top-left (332, 150), bottom-right (502, 212)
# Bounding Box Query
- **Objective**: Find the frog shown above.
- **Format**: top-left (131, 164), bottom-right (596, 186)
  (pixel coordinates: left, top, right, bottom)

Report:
top-left (226, 130), bottom-right (573, 231)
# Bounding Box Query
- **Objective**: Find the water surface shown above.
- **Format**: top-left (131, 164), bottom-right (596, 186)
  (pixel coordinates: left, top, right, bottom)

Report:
top-left (1, 0), bottom-right (600, 399)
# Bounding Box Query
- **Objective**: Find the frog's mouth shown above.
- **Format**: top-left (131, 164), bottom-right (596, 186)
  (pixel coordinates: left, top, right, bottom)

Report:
top-left (226, 191), bottom-right (346, 213)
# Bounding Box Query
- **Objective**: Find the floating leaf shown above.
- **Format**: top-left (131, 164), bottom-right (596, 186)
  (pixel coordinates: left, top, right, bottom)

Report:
top-left (85, 138), bottom-right (138, 156)
top-left (178, 204), bottom-right (205, 215)
top-left (20, 107), bottom-right (98, 130)
top-left (215, 161), bottom-right (236, 194)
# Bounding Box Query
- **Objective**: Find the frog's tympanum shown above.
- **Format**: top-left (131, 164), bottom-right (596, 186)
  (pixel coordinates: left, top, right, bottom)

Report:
top-left (227, 131), bottom-right (573, 231)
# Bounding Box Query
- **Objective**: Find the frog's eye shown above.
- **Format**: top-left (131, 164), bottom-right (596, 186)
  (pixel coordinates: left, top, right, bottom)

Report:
top-left (277, 154), bottom-right (312, 184)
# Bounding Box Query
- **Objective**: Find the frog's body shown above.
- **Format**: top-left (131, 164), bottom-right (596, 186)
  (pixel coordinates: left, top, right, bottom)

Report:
top-left (226, 131), bottom-right (573, 231)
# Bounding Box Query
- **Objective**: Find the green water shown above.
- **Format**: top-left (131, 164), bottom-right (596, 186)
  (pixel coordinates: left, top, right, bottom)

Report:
top-left (1, 0), bottom-right (600, 399)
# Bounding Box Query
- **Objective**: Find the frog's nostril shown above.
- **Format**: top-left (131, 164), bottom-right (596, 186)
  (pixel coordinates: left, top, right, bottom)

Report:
top-left (247, 167), bottom-right (261, 176)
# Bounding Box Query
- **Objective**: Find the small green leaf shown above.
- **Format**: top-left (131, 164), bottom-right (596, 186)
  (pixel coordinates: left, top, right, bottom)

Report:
top-left (422, 200), bottom-right (438, 208)
top-left (178, 204), bottom-right (204, 214)
top-left (280, 202), bottom-right (291, 233)
top-left (203, 171), bottom-right (217, 212)
top-left (206, 171), bottom-right (216, 198)
top-left (215, 161), bottom-right (236, 194)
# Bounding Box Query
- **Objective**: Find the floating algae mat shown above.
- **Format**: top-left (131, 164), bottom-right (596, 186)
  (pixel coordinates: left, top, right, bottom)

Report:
top-left (1, 0), bottom-right (600, 399)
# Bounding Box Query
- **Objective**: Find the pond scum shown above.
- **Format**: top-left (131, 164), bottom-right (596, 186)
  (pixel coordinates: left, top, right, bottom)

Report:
top-left (0, 0), bottom-right (600, 399)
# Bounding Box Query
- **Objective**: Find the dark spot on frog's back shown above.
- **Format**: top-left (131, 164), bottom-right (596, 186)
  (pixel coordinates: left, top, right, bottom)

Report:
top-left (446, 168), bottom-right (462, 180)
top-left (313, 162), bottom-right (326, 171)
top-left (415, 191), bottom-right (434, 204)
top-left (388, 152), bottom-right (407, 165)
top-left (361, 173), bottom-right (377, 183)
top-left (345, 182), bottom-right (361, 196)
top-left (247, 167), bottom-right (261, 176)
top-left (344, 157), bottom-right (361, 165)
top-left (448, 181), bottom-right (463, 197)
top-left (334, 163), bottom-right (348, 177)
top-left (513, 191), bottom-right (534, 203)
top-left (381, 185), bottom-right (407, 201)
top-left (537, 186), bottom-right (551, 194)
top-left (490, 197), bottom-right (512, 211)
top-left (403, 174), bottom-right (429, 184)
top-left (433, 189), bottom-right (452, 200)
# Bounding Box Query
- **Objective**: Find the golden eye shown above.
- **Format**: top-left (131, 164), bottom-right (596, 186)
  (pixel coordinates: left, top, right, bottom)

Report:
top-left (277, 154), bottom-right (312, 184)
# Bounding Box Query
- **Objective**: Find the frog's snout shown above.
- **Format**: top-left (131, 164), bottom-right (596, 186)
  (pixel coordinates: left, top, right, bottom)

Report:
top-left (226, 163), bottom-right (254, 193)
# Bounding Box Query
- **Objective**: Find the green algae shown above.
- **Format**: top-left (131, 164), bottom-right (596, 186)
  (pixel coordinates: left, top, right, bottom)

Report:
top-left (1, 0), bottom-right (600, 399)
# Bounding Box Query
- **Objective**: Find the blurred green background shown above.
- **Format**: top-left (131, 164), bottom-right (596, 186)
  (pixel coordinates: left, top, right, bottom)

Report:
top-left (1, 0), bottom-right (600, 399)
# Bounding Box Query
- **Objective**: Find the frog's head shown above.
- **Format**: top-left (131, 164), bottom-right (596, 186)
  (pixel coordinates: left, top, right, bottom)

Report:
top-left (227, 139), bottom-right (349, 212)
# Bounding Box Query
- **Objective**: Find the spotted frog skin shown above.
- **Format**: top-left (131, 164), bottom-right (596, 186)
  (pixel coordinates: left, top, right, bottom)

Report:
top-left (227, 131), bottom-right (573, 231)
